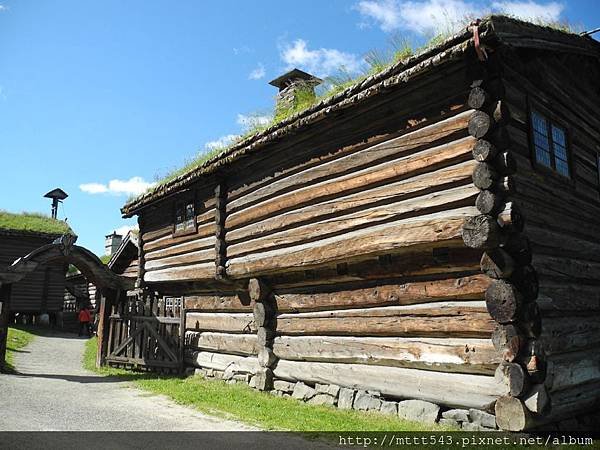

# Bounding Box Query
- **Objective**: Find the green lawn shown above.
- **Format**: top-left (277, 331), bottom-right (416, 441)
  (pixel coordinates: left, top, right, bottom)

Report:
top-left (83, 337), bottom-right (455, 432)
top-left (4, 326), bottom-right (36, 372)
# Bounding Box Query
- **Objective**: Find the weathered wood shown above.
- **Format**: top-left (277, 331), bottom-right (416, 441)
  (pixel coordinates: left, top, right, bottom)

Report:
top-left (472, 140), bottom-right (498, 162)
top-left (144, 236), bottom-right (215, 261)
top-left (475, 190), bottom-right (503, 215)
top-left (253, 301), bottom-right (275, 328)
top-left (274, 274), bottom-right (490, 313)
top-left (228, 185), bottom-right (478, 259)
top-left (258, 347), bottom-right (277, 368)
top-left (495, 396), bottom-right (531, 431)
top-left (509, 265), bottom-right (538, 301)
top-left (227, 209), bottom-right (475, 278)
top-left (546, 348), bottom-right (600, 392)
top-left (185, 331), bottom-right (259, 355)
top-left (226, 110), bottom-right (476, 215)
top-left (272, 335), bottom-right (499, 374)
top-left (480, 248), bottom-right (515, 279)
top-left (275, 302), bottom-right (494, 338)
top-left (226, 137), bottom-right (477, 230)
top-left (485, 280), bottom-right (522, 324)
top-left (184, 294), bottom-right (251, 312)
top-left (144, 248), bottom-right (215, 271)
top-left (523, 384), bottom-right (550, 414)
top-left (185, 350), bottom-right (259, 374)
top-left (273, 359), bottom-right (507, 410)
top-left (493, 152), bottom-right (517, 175)
top-left (254, 367), bottom-right (274, 391)
top-left (497, 201), bottom-right (524, 231)
top-left (248, 278), bottom-right (270, 303)
top-left (472, 163), bottom-right (498, 190)
top-left (468, 111), bottom-right (492, 139)
top-left (540, 315), bottom-right (600, 355)
top-left (462, 215), bottom-right (502, 249)
top-left (468, 86), bottom-right (490, 110)
top-left (257, 326), bottom-right (274, 347)
top-left (491, 324), bottom-right (523, 362)
top-left (227, 161), bottom-right (476, 245)
top-left (497, 361), bottom-right (529, 397)
top-left (501, 233), bottom-right (532, 266)
top-left (144, 262), bottom-right (215, 283)
top-left (186, 312), bottom-right (255, 333)
top-left (215, 181), bottom-right (227, 279)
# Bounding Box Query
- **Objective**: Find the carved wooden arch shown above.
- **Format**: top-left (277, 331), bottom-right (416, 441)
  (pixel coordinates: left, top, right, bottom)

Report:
top-left (2, 235), bottom-right (133, 291)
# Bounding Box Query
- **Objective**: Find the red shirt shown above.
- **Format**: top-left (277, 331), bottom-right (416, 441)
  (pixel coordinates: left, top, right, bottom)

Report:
top-left (78, 309), bottom-right (91, 323)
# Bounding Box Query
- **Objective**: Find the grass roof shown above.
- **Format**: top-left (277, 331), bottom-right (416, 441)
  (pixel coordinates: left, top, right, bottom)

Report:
top-left (123, 15), bottom-right (590, 215)
top-left (0, 211), bottom-right (73, 236)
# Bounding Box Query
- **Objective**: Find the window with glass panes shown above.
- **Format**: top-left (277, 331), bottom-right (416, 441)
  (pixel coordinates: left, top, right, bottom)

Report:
top-left (174, 200), bottom-right (195, 232)
top-left (531, 110), bottom-right (570, 177)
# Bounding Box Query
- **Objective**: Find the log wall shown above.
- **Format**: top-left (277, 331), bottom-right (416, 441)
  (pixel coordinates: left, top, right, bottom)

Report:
top-left (0, 233), bottom-right (66, 313)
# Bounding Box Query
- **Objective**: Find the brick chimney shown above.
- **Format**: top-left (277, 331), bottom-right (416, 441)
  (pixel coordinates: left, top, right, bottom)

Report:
top-left (269, 68), bottom-right (322, 115)
top-left (104, 231), bottom-right (123, 256)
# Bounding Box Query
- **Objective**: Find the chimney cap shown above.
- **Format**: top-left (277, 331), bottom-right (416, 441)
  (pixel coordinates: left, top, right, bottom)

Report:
top-left (44, 188), bottom-right (68, 201)
top-left (269, 68), bottom-right (322, 91)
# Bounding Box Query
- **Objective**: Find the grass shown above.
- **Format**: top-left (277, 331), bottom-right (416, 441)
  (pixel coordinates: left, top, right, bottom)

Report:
top-left (4, 326), bottom-right (36, 372)
top-left (0, 210), bottom-right (72, 235)
top-left (82, 337), bottom-right (456, 432)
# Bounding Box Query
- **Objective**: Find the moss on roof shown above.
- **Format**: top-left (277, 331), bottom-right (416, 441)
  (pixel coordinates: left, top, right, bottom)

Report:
top-left (0, 211), bottom-right (73, 236)
top-left (123, 15), bottom-right (596, 216)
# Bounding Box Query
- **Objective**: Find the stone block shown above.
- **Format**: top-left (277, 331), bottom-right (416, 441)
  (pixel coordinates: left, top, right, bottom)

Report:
top-left (442, 409), bottom-right (470, 422)
top-left (316, 383), bottom-right (340, 398)
top-left (469, 409), bottom-right (497, 429)
top-left (380, 401), bottom-right (398, 415)
top-left (292, 382), bottom-right (316, 401)
top-left (274, 380), bottom-right (295, 393)
top-left (353, 390), bottom-right (382, 411)
top-left (397, 400), bottom-right (440, 424)
top-left (338, 388), bottom-right (355, 410)
top-left (439, 418), bottom-right (460, 429)
top-left (308, 394), bottom-right (336, 407)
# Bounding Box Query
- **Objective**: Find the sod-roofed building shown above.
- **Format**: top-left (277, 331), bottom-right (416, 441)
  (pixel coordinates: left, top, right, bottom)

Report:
top-left (120, 16), bottom-right (600, 430)
top-left (0, 211), bottom-right (73, 315)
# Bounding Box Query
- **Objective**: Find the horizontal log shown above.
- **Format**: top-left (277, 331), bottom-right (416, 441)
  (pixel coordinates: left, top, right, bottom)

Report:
top-left (143, 262), bottom-right (215, 283)
top-left (274, 274), bottom-right (490, 313)
top-left (185, 350), bottom-right (259, 374)
top-left (492, 323), bottom-right (524, 362)
top-left (227, 208), bottom-right (476, 278)
top-left (546, 348), bottom-right (600, 392)
top-left (480, 248), bottom-right (515, 279)
top-left (143, 219), bottom-right (215, 252)
top-left (272, 335), bottom-right (499, 374)
top-left (144, 248), bottom-right (215, 271)
top-left (475, 190), bottom-right (503, 215)
top-left (185, 331), bottom-right (259, 355)
top-left (276, 302), bottom-right (494, 338)
top-left (536, 283), bottom-right (600, 313)
top-left (472, 139), bottom-right (498, 162)
top-left (226, 137), bottom-right (477, 230)
top-left (540, 316), bottom-right (600, 355)
top-left (533, 254), bottom-right (600, 284)
top-left (273, 359), bottom-right (507, 410)
top-left (468, 110), bottom-right (492, 139)
top-left (227, 161), bottom-right (476, 245)
top-left (186, 312), bottom-right (256, 334)
top-left (184, 294), bottom-right (252, 312)
top-left (227, 110), bottom-right (475, 214)
top-left (472, 162), bottom-right (498, 190)
top-left (145, 236), bottom-right (215, 261)
top-left (227, 185), bottom-right (478, 258)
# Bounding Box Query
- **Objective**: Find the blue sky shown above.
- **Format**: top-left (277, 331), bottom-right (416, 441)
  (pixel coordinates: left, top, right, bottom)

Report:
top-left (1, 0), bottom-right (598, 256)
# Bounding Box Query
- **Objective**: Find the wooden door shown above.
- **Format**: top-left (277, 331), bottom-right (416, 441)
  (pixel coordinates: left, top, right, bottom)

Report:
top-left (105, 293), bottom-right (183, 373)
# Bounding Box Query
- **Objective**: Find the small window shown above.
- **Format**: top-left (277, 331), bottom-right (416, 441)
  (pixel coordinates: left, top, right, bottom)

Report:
top-left (174, 199), bottom-right (195, 234)
top-left (530, 110), bottom-right (570, 177)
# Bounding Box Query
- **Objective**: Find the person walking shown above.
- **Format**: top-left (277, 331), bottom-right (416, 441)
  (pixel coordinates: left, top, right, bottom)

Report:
top-left (78, 305), bottom-right (92, 337)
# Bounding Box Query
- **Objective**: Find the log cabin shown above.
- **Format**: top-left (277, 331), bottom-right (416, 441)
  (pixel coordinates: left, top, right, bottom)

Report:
top-left (120, 16), bottom-right (600, 431)
top-left (0, 212), bottom-right (72, 319)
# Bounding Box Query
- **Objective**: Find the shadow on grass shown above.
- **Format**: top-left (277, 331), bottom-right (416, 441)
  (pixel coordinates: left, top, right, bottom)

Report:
top-left (10, 370), bottom-right (169, 384)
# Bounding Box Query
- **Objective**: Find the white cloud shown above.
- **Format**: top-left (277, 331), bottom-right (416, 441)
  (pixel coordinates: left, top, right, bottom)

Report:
top-left (491, 1), bottom-right (564, 22)
top-left (79, 176), bottom-right (155, 196)
top-left (113, 224), bottom-right (138, 237)
top-left (280, 39), bottom-right (364, 77)
top-left (204, 134), bottom-right (240, 151)
top-left (355, 0), bottom-right (564, 35)
top-left (249, 63), bottom-right (266, 80)
top-left (0, 5), bottom-right (6, 11)
top-left (236, 113), bottom-right (272, 131)
top-left (357, 0), bottom-right (482, 35)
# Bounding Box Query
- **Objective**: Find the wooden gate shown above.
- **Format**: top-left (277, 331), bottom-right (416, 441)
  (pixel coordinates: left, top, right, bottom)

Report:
top-left (105, 293), bottom-right (184, 373)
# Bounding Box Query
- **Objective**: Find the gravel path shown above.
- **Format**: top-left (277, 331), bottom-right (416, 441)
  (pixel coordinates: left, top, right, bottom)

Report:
top-left (0, 331), bottom-right (255, 432)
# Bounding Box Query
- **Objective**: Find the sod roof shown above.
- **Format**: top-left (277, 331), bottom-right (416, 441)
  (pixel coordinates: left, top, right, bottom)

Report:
top-left (0, 211), bottom-right (74, 237)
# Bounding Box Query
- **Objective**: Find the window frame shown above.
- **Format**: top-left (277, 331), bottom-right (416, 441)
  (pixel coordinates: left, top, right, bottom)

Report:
top-left (527, 100), bottom-right (573, 181)
top-left (172, 194), bottom-right (197, 237)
